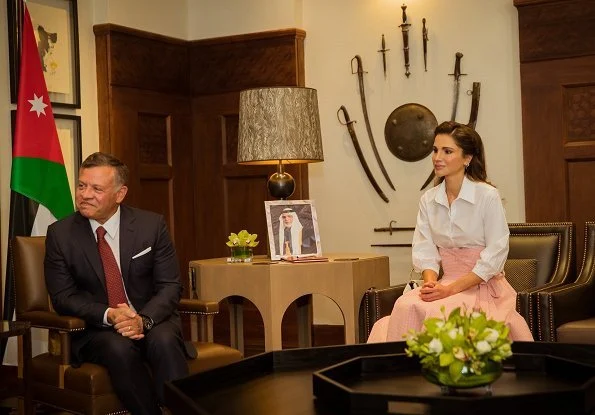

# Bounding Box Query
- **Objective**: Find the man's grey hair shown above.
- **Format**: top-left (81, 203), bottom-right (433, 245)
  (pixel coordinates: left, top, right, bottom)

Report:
top-left (81, 152), bottom-right (129, 186)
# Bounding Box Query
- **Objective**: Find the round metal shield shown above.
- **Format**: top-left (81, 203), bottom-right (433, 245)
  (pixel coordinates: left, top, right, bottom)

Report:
top-left (384, 103), bottom-right (437, 162)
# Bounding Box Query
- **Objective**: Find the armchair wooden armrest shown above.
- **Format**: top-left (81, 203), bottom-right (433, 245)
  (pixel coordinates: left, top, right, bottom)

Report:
top-left (178, 298), bottom-right (220, 314)
top-left (178, 298), bottom-right (220, 343)
top-left (17, 311), bottom-right (85, 366)
top-left (17, 310), bottom-right (85, 331)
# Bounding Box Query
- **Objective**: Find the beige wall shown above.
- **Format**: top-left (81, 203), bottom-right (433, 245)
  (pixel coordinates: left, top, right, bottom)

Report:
top-left (188, 0), bottom-right (302, 39)
top-left (0, 0), bottom-right (524, 336)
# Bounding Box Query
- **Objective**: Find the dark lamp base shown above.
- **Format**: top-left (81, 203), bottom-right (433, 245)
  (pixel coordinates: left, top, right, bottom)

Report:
top-left (268, 171), bottom-right (295, 200)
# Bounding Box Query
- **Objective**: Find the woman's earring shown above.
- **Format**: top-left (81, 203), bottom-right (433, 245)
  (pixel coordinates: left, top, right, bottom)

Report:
top-left (464, 163), bottom-right (469, 171)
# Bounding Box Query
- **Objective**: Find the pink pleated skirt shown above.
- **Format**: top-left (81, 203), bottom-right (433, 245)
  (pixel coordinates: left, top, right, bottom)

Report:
top-left (367, 247), bottom-right (534, 343)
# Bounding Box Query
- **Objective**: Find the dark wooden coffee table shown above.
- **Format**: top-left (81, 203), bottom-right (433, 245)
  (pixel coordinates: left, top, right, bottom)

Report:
top-left (165, 341), bottom-right (595, 415)
top-left (1, 321), bottom-right (33, 415)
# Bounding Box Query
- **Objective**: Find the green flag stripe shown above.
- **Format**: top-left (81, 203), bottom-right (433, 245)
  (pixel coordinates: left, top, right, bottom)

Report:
top-left (11, 157), bottom-right (74, 220)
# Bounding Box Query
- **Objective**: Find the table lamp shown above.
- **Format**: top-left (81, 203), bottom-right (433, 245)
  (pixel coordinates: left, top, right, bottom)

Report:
top-left (237, 87), bottom-right (324, 199)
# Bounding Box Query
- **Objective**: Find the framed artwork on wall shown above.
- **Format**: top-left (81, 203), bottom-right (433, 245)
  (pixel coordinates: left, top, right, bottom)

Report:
top-left (264, 199), bottom-right (322, 260)
top-left (10, 110), bottom-right (82, 200)
top-left (7, 0), bottom-right (81, 108)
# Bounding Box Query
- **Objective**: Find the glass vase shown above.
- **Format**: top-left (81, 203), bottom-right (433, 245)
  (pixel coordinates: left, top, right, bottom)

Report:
top-left (229, 246), bottom-right (253, 263)
top-left (421, 360), bottom-right (502, 394)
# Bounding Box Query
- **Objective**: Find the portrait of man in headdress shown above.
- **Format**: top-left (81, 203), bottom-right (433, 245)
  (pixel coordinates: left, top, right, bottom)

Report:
top-left (265, 200), bottom-right (321, 259)
top-left (278, 207), bottom-right (303, 256)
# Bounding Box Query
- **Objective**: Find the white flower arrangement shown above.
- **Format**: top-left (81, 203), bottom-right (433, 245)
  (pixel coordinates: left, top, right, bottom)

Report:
top-left (405, 306), bottom-right (512, 385)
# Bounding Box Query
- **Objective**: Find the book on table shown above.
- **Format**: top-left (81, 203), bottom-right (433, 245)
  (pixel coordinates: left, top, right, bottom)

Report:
top-left (281, 254), bottom-right (329, 263)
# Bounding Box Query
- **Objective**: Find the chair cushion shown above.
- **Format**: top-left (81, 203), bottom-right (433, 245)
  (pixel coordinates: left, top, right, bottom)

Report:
top-left (504, 258), bottom-right (538, 292)
top-left (187, 342), bottom-right (242, 374)
top-left (557, 317), bottom-right (595, 344)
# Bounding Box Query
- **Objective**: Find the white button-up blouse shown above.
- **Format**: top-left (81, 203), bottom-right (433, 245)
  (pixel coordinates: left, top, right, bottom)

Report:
top-left (411, 176), bottom-right (509, 282)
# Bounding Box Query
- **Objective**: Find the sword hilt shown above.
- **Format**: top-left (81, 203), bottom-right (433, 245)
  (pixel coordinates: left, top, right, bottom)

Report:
top-left (448, 52), bottom-right (467, 80)
top-left (378, 34), bottom-right (390, 53)
top-left (400, 4), bottom-right (408, 25)
top-left (337, 106), bottom-right (356, 126)
top-left (350, 55), bottom-right (366, 75)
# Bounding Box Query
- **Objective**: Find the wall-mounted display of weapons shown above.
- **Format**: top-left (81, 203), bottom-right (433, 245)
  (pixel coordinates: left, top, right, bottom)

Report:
top-left (378, 34), bottom-right (390, 79)
top-left (337, 106), bottom-right (390, 203)
top-left (340, 4), bottom-right (484, 200)
top-left (351, 55), bottom-right (396, 191)
top-left (399, 4), bottom-right (411, 78)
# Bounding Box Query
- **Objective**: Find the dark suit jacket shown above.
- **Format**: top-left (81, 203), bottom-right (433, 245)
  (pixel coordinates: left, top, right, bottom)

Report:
top-left (44, 204), bottom-right (182, 361)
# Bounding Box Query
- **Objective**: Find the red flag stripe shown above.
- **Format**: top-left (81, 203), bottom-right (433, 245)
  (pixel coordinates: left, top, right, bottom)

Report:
top-left (13, 6), bottom-right (65, 165)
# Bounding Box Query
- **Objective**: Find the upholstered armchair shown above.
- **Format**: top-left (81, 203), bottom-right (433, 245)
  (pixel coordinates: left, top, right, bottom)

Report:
top-left (12, 236), bottom-right (242, 415)
top-left (537, 222), bottom-right (595, 343)
top-left (359, 222), bottom-right (576, 342)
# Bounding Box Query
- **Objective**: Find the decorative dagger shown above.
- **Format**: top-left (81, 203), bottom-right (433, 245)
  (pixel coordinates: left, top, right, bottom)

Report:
top-left (422, 18), bottom-right (428, 72)
top-left (378, 34), bottom-right (390, 79)
top-left (399, 4), bottom-right (411, 78)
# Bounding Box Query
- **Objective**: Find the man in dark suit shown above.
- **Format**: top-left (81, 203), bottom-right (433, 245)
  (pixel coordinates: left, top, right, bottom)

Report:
top-left (44, 152), bottom-right (188, 415)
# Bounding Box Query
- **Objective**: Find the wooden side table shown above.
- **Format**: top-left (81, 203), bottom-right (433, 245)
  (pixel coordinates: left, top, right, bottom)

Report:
top-left (189, 254), bottom-right (390, 353)
top-left (1, 321), bottom-right (33, 415)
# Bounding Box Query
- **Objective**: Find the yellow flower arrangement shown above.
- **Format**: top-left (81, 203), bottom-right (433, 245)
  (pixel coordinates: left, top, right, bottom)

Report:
top-left (225, 230), bottom-right (259, 248)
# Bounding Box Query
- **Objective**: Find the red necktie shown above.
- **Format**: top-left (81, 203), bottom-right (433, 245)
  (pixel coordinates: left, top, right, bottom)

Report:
top-left (96, 226), bottom-right (127, 307)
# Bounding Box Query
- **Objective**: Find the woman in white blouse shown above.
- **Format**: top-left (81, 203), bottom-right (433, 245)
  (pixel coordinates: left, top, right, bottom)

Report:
top-left (367, 121), bottom-right (533, 342)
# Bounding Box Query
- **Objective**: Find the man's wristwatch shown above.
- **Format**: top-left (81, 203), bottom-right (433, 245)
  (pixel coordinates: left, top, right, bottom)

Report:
top-left (139, 314), bottom-right (154, 332)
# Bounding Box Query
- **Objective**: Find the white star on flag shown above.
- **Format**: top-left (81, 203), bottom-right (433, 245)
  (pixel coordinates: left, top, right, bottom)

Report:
top-left (28, 93), bottom-right (48, 117)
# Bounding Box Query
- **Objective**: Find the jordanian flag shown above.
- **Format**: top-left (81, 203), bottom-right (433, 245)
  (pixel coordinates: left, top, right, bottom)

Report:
top-left (2, 5), bottom-right (74, 360)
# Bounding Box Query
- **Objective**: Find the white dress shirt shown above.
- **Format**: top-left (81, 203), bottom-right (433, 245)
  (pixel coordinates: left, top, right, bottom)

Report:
top-left (412, 176), bottom-right (509, 282)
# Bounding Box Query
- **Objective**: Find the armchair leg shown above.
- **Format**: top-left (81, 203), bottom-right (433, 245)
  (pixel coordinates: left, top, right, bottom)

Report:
top-left (197, 314), bottom-right (214, 343)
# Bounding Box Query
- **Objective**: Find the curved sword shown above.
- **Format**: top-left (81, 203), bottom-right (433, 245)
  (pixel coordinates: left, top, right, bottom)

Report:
top-left (351, 55), bottom-right (396, 191)
top-left (337, 106), bottom-right (389, 203)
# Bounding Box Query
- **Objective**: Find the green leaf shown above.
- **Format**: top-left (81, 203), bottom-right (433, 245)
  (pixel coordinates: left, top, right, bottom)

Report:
top-left (448, 307), bottom-right (462, 321)
top-left (449, 359), bottom-right (465, 382)
top-left (439, 353), bottom-right (454, 367)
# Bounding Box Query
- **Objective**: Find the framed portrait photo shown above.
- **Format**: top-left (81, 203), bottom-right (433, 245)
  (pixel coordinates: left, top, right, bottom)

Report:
top-left (8, 0), bottom-right (81, 108)
top-left (265, 200), bottom-right (322, 260)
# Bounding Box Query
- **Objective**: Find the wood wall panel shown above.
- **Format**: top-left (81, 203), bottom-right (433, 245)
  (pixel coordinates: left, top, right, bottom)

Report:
top-left (94, 24), bottom-right (188, 95)
top-left (516, 0), bottom-right (595, 62)
top-left (517, 0), bottom-right (595, 266)
top-left (564, 84), bottom-right (595, 142)
top-left (138, 113), bottom-right (170, 163)
top-left (189, 29), bottom-right (306, 95)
